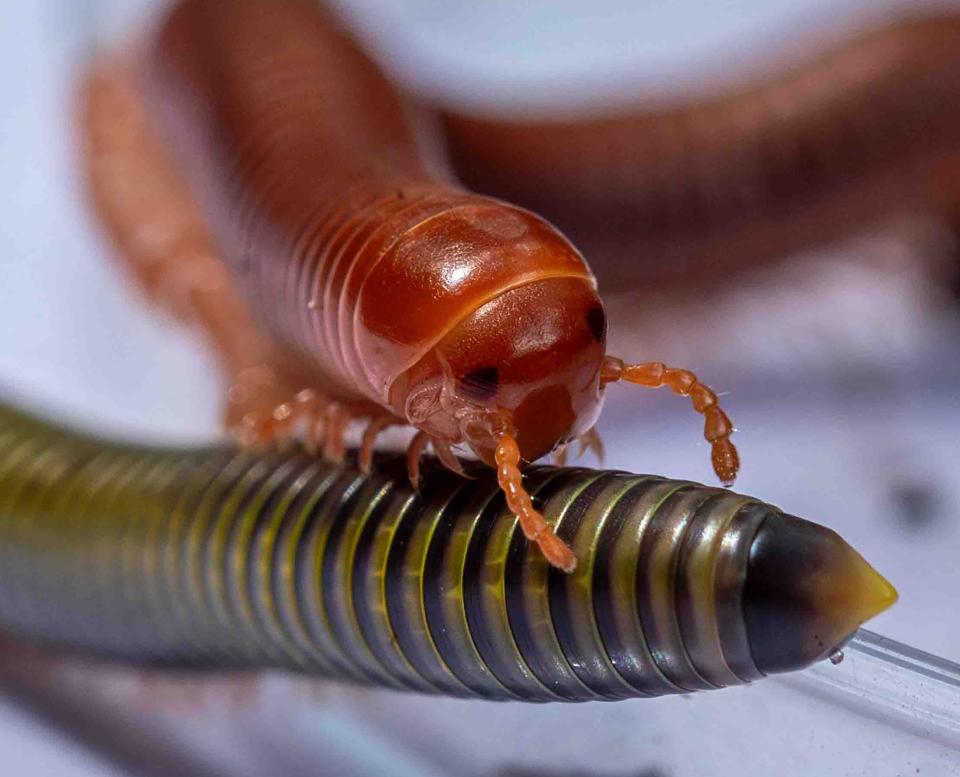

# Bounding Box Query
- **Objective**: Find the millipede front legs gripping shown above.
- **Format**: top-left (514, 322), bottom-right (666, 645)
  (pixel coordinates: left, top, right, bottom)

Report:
top-left (0, 405), bottom-right (895, 700)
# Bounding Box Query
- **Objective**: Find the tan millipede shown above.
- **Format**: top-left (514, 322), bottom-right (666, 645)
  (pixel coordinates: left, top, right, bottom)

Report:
top-left (81, 0), bottom-right (740, 571)
top-left (441, 14), bottom-right (960, 291)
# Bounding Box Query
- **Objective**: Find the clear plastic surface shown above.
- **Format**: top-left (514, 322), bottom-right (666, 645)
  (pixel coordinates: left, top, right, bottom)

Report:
top-left (805, 631), bottom-right (960, 748)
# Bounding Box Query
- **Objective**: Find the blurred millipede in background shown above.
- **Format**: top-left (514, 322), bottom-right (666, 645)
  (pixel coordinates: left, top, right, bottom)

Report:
top-left (441, 13), bottom-right (960, 293)
top-left (0, 403), bottom-right (895, 701)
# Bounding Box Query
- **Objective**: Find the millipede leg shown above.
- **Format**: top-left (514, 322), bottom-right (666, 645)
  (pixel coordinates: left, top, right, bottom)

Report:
top-left (320, 403), bottom-right (350, 463)
top-left (359, 416), bottom-right (400, 473)
top-left (577, 426), bottom-right (605, 464)
top-left (600, 356), bottom-right (740, 486)
top-left (230, 370), bottom-right (281, 447)
top-left (495, 434), bottom-right (576, 573)
top-left (235, 383), bottom-right (326, 451)
top-left (432, 438), bottom-right (468, 477)
top-left (552, 445), bottom-right (569, 467)
top-left (406, 431), bottom-right (431, 489)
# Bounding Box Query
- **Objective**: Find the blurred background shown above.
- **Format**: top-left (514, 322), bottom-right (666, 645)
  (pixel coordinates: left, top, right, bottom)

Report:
top-left (2, 0), bottom-right (960, 774)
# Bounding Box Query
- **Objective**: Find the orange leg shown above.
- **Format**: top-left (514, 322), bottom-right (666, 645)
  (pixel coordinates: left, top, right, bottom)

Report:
top-left (432, 438), bottom-right (469, 478)
top-left (231, 380), bottom-right (326, 450)
top-left (406, 431), bottom-right (431, 489)
top-left (406, 433), bottom-right (470, 488)
top-left (496, 434), bottom-right (577, 573)
top-left (240, 388), bottom-right (412, 474)
top-left (601, 356), bottom-right (740, 486)
top-left (359, 416), bottom-right (401, 473)
top-left (227, 366), bottom-right (283, 447)
top-left (319, 403), bottom-right (351, 463)
top-left (281, 389), bottom-right (326, 444)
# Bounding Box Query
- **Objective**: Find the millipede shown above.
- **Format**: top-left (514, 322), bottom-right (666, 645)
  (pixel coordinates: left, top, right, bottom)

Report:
top-left (81, 0), bottom-right (741, 573)
top-left (81, 0), bottom-right (960, 576)
top-left (0, 403), bottom-right (895, 701)
top-left (441, 13), bottom-right (960, 290)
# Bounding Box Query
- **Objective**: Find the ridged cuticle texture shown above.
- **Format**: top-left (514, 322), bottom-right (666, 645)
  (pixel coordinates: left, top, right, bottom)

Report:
top-left (0, 407), bottom-right (772, 701)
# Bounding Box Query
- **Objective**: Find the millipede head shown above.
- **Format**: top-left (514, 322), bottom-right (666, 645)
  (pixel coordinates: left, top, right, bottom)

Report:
top-left (429, 277), bottom-right (608, 464)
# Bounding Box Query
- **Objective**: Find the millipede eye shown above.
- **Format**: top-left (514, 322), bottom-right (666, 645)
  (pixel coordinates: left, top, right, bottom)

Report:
top-left (585, 304), bottom-right (606, 343)
top-left (458, 365), bottom-right (499, 401)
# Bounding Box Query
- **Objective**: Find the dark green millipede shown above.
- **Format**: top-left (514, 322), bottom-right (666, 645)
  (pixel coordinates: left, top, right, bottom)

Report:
top-left (0, 403), bottom-right (895, 701)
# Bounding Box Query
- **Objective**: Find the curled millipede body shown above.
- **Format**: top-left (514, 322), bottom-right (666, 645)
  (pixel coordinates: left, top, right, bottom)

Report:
top-left (0, 404), bottom-right (895, 700)
top-left (81, 0), bottom-right (742, 571)
top-left (441, 14), bottom-right (960, 290)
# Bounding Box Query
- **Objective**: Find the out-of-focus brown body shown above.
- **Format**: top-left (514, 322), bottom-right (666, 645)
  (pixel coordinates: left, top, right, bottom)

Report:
top-left (442, 15), bottom-right (960, 290)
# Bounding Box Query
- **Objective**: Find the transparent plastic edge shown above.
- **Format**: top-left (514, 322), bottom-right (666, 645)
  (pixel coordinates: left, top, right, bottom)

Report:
top-left (778, 629), bottom-right (960, 748)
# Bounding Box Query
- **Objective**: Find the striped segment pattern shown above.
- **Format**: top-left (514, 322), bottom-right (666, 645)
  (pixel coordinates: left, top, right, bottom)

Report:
top-left (0, 406), bottom-right (771, 701)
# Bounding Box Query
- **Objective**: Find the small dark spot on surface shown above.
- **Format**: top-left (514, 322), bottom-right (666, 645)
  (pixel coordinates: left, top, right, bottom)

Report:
top-left (396, 188), bottom-right (405, 199)
top-left (585, 304), bottom-right (606, 342)
top-left (459, 365), bottom-right (499, 401)
top-left (889, 480), bottom-right (942, 533)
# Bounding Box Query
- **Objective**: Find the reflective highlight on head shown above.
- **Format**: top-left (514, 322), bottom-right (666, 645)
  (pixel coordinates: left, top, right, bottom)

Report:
top-left (398, 277), bottom-right (607, 464)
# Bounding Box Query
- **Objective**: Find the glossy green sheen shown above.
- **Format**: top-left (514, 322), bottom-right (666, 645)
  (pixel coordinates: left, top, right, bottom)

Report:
top-left (0, 404), bottom-right (831, 700)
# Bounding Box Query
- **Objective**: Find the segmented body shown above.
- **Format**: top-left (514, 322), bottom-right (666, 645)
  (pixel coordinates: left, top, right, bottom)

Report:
top-left (0, 403), bottom-right (882, 700)
top-left (442, 14), bottom-right (960, 289)
top-left (82, 0), bottom-right (740, 571)
top-left (145, 0), bottom-right (595, 415)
